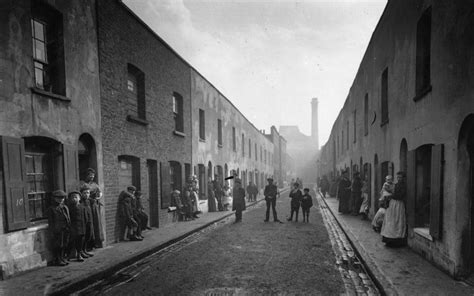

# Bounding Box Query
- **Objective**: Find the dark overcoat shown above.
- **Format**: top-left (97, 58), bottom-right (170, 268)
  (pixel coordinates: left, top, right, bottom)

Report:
top-left (232, 187), bottom-right (246, 211)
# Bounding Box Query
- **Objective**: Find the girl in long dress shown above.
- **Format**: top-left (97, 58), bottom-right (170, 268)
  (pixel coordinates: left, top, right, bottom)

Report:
top-left (381, 172), bottom-right (407, 247)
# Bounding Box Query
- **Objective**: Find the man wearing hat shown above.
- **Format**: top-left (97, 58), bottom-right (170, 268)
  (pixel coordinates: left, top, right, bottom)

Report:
top-left (47, 190), bottom-right (71, 266)
top-left (264, 178), bottom-right (282, 223)
top-left (232, 178), bottom-right (246, 223)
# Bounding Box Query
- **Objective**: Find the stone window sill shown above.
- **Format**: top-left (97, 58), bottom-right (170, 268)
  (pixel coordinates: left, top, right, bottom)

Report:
top-left (31, 87), bottom-right (71, 102)
top-left (218, 143), bottom-right (223, 148)
top-left (199, 138), bottom-right (206, 143)
top-left (26, 220), bottom-right (48, 233)
top-left (127, 115), bottom-right (149, 126)
top-left (380, 119), bottom-right (389, 127)
top-left (173, 131), bottom-right (185, 137)
top-left (413, 85), bottom-right (432, 102)
top-left (414, 227), bottom-right (433, 241)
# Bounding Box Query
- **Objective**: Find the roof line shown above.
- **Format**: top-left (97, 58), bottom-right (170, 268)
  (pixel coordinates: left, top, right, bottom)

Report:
top-left (117, 0), bottom-right (275, 141)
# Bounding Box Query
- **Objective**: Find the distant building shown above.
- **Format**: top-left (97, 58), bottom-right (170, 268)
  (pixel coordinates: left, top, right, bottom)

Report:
top-left (280, 98), bottom-right (319, 183)
top-left (318, 0), bottom-right (474, 278)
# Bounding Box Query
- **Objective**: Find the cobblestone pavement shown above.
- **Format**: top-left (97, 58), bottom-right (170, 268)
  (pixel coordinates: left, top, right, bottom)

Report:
top-left (315, 192), bottom-right (379, 296)
top-left (76, 189), bottom-right (348, 295)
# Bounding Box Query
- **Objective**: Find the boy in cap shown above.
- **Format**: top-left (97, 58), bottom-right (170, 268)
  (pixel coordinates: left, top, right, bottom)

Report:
top-left (118, 186), bottom-right (142, 241)
top-left (80, 184), bottom-right (95, 257)
top-left (67, 191), bottom-right (86, 262)
top-left (301, 188), bottom-right (313, 222)
top-left (232, 178), bottom-right (246, 223)
top-left (47, 190), bottom-right (71, 266)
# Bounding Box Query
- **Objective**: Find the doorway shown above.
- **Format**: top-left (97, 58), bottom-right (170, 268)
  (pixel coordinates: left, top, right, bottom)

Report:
top-left (78, 134), bottom-right (97, 181)
top-left (147, 160), bottom-right (159, 227)
top-left (458, 115), bottom-right (474, 275)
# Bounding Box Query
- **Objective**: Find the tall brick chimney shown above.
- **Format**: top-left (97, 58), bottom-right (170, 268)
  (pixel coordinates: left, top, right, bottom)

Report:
top-left (311, 98), bottom-right (319, 150)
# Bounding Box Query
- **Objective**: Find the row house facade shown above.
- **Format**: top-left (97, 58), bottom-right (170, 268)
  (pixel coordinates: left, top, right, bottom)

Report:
top-left (318, 0), bottom-right (474, 278)
top-left (97, 0), bottom-right (193, 242)
top-left (0, 0), bottom-right (286, 277)
top-left (0, 0), bottom-right (103, 278)
top-left (191, 70), bottom-right (285, 211)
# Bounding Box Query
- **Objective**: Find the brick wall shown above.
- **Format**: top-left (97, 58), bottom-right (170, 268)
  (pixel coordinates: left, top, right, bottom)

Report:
top-left (98, 0), bottom-right (192, 242)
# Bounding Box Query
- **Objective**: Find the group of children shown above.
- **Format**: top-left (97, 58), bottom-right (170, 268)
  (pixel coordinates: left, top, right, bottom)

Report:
top-left (371, 175), bottom-right (395, 232)
top-left (47, 184), bottom-right (98, 266)
top-left (287, 183), bottom-right (314, 222)
top-left (118, 186), bottom-right (151, 241)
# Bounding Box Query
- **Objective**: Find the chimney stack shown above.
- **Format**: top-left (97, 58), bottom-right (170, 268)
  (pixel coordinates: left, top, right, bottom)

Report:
top-left (311, 98), bottom-right (319, 150)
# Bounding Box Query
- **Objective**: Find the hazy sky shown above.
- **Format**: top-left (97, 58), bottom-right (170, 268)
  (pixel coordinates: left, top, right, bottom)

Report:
top-left (124, 0), bottom-right (387, 148)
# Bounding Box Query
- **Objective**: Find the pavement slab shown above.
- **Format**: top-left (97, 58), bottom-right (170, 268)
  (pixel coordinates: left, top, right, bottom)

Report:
top-left (319, 193), bottom-right (474, 296)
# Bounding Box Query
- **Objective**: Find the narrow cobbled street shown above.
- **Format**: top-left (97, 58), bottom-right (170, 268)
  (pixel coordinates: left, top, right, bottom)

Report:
top-left (77, 188), bottom-right (378, 295)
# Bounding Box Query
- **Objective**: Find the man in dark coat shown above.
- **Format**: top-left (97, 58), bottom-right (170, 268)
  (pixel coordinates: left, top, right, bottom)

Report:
top-left (264, 178), bottom-right (282, 223)
top-left (351, 172), bottom-right (363, 215)
top-left (320, 176), bottom-right (330, 198)
top-left (246, 181), bottom-right (258, 202)
top-left (337, 170), bottom-right (352, 214)
top-left (232, 178), bottom-right (246, 223)
top-left (47, 190), bottom-right (71, 266)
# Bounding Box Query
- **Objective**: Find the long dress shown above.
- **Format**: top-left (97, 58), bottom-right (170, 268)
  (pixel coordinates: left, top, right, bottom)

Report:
top-left (337, 177), bottom-right (352, 214)
top-left (381, 180), bottom-right (407, 245)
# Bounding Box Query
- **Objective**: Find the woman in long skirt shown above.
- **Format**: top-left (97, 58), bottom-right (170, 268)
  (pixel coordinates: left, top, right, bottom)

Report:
top-left (337, 170), bottom-right (352, 214)
top-left (381, 171), bottom-right (407, 247)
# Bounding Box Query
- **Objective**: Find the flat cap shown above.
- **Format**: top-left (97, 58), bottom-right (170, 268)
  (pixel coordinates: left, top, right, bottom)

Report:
top-left (52, 190), bottom-right (67, 197)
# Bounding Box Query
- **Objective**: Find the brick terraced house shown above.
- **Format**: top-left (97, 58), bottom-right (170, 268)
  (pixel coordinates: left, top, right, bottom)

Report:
top-left (318, 0), bottom-right (474, 279)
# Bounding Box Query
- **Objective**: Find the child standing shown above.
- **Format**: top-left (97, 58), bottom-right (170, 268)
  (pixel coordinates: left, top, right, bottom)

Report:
top-left (47, 190), bottom-right (71, 266)
top-left (301, 188), bottom-right (313, 223)
top-left (372, 175), bottom-right (394, 232)
top-left (67, 191), bottom-right (86, 262)
top-left (80, 184), bottom-right (95, 257)
top-left (287, 183), bottom-right (303, 222)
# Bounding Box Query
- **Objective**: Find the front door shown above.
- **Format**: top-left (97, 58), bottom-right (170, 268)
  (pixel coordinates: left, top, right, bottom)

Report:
top-left (147, 160), bottom-right (159, 227)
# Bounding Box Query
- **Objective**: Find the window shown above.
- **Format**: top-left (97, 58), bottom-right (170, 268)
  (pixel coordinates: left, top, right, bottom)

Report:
top-left (26, 150), bottom-right (53, 221)
top-left (407, 144), bottom-right (443, 239)
top-left (169, 161), bottom-right (182, 191)
top-left (353, 110), bottom-right (357, 143)
top-left (242, 134), bottom-right (245, 157)
top-left (232, 127), bottom-right (236, 151)
top-left (364, 94), bottom-right (369, 136)
top-left (346, 121), bottom-right (349, 149)
top-left (127, 64), bottom-right (146, 120)
top-left (249, 139), bottom-right (252, 158)
top-left (415, 7), bottom-right (432, 100)
top-left (255, 143), bottom-right (257, 161)
top-left (31, 2), bottom-right (65, 96)
top-left (199, 109), bottom-right (205, 140)
top-left (381, 67), bottom-right (389, 125)
top-left (173, 93), bottom-right (184, 133)
top-left (217, 119), bottom-right (223, 147)
top-left (341, 130), bottom-right (344, 153)
top-left (260, 146), bottom-right (263, 162)
top-left (264, 149), bottom-right (267, 164)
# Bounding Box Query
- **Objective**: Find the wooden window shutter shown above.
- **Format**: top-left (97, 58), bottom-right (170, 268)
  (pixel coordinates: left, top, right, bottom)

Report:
top-left (63, 144), bottom-right (79, 193)
top-left (160, 162), bottom-right (171, 209)
top-left (407, 150), bottom-right (416, 228)
top-left (430, 144), bottom-right (444, 239)
top-left (1, 136), bottom-right (29, 231)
